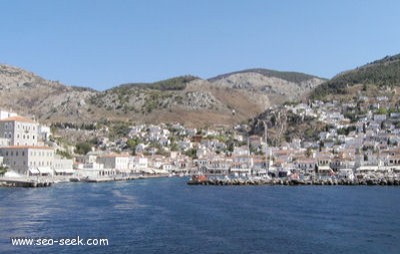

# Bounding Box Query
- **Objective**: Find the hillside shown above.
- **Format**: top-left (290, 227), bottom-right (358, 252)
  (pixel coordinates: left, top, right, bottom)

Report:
top-left (209, 68), bottom-right (325, 84)
top-left (311, 53), bottom-right (400, 99)
top-left (0, 64), bottom-right (324, 126)
top-left (0, 64), bottom-right (96, 123)
top-left (90, 69), bottom-right (324, 126)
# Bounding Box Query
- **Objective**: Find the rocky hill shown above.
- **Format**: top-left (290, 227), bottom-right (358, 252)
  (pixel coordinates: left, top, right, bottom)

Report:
top-left (0, 64), bottom-right (96, 123)
top-left (311, 53), bottom-right (400, 99)
top-left (250, 53), bottom-right (400, 144)
top-left (0, 64), bottom-right (325, 126)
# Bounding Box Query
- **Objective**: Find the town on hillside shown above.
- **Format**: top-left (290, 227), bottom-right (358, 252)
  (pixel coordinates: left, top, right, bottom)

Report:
top-left (1, 93), bottom-right (400, 187)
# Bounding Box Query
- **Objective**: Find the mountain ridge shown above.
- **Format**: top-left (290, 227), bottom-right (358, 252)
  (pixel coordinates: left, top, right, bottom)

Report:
top-left (0, 63), bottom-right (325, 126)
top-left (311, 53), bottom-right (400, 99)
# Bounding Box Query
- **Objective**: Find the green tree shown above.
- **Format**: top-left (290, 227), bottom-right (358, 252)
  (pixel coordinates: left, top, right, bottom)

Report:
top-left (376, 107), bottom-right (387, 115)
top-left (170, 142), bottom-right (179, 151)
top-left (184, 148), bottom-right (197, 158)
top-left (56, 149), bottom-right (73, 159)
top-left (0, 166), bottom-right (7, 176)
top-left (126, 138), bottom-right (140, 155)
top-left (75, 142), bottom-right (92, 155)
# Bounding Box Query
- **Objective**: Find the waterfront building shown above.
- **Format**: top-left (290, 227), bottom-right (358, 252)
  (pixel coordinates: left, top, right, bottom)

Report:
top-left (53, 156), bottom-right (74, 176)
top-left (97, 153), bottom-right (131, 170)
top-left (295, 158), bottom-right (317, 174)
top-left (0, 116), bottom-right (39, 146)
top-left (0, 146), bottom-right (54, 176)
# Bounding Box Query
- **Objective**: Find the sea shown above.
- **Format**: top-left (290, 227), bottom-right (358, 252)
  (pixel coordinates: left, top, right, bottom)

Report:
top-left (1, 177), bottom-right (400, 254)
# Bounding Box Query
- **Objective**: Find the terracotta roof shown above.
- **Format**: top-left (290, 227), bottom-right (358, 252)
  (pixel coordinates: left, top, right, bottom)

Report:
top-left (0, 145), bottom-right (53, 150)
top-left (0, 116), bottom-right (35, 123)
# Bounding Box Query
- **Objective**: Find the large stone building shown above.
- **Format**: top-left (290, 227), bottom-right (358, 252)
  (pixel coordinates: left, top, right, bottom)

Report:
top-left (0, 116), bottom-right (39, 146)
top-left (0, 146), bottom-right (54, 176)
top-left (0, 114), bottom-right (74, 177)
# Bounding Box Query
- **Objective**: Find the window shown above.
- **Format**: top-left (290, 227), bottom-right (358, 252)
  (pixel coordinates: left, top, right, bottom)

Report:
top-left (22, 151), bottom-right (25, 156)
top-left (33, 135), bottom-right (35, 140)
top-left (16, 151), bottom-right (18, 156)
top-left (11, 151), bottom-right (13, 156)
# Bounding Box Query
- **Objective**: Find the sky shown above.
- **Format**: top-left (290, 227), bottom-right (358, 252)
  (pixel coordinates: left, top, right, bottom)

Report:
top-left (1, 0), bottom-right (400, 90)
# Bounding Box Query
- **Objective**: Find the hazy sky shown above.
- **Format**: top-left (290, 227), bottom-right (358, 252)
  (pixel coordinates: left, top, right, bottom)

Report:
top-left (1, 0), bottom-right (399, 90)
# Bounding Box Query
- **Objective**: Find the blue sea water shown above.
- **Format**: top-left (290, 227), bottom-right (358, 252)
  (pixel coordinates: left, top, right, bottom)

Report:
top-left (1, 177), bottom-right (400, 254)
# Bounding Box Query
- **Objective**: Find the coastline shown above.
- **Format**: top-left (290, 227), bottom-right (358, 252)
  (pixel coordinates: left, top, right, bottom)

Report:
top-left (0, 173), bottom-right (171, 188)
top-left (187, 176), bottom-right (400, 186)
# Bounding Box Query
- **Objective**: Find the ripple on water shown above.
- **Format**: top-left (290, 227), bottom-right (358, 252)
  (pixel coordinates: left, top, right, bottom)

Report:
top-left (1, 179), bottom-right (400, 254)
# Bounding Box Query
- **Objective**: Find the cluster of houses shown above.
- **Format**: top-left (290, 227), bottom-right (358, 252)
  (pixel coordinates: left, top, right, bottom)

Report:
top-left (170, 96), bottom-right (400, 180)
top-left (73, 151), bottom-right (193, 179)
top-left (3, 92), bottom-right (400, 182)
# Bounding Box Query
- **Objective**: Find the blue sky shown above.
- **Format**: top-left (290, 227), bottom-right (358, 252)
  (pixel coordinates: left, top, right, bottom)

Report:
top-left (1, 0), bottom-right (399, 90)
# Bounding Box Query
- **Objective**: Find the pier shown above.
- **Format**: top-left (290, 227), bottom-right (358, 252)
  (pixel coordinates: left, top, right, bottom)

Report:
top-left (0, 177), bottom-right (53, 188)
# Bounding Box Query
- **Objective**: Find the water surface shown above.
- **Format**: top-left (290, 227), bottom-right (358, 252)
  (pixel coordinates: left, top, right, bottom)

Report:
top-left (1, 178), bottom-right (399, 253)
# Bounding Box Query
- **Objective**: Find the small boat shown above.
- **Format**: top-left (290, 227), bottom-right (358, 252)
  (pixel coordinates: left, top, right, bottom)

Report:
top-left (188, 174), bottom-right (208, 184)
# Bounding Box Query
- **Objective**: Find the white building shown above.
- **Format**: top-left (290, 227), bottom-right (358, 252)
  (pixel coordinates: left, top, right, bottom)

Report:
top-left (97, 154), bottom-right (131, 170)
top-left (53, 156), bottom-right (74, 176)
top-left (0, 116), bottom-right (39, 146)
top-left (132, 156), bottom-right (148, 170)
top-left (0, 146), bottom-right (54, 176)
top-left (0, 110), bottom-right (17, 120)
top-left (38, 125), bottom-right (52, 142)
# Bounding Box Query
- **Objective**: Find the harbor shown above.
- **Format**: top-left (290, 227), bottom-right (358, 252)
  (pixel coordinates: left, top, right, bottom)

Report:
top-left (0, 173), bottom-right (174, 188)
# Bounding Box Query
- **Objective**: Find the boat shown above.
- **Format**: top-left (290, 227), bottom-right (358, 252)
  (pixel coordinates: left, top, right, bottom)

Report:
top-left (188, 174), bottom-right (208, 184)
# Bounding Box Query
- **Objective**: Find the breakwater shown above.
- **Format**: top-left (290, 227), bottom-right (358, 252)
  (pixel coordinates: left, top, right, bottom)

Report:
top-left (188, 177), bottom-right (400, 186)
